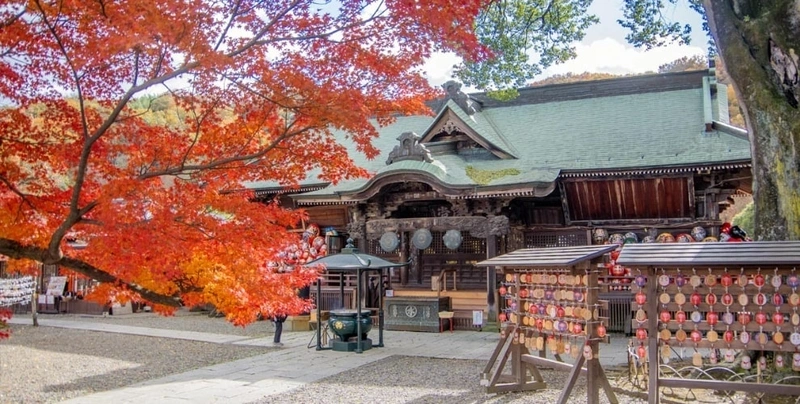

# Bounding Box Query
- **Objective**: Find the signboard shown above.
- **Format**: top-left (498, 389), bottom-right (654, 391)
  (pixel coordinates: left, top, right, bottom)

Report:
top-left (472, 310), bottom-right (483, 326)
top-left (46, 276), bottom-right (67, 297)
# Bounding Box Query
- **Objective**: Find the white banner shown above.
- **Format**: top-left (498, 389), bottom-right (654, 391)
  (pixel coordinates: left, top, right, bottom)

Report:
top-left (0, 276), bottom-right (35, 307)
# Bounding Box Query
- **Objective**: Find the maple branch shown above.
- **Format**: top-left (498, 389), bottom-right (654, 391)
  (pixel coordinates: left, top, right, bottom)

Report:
top-left (132, 48), bottom-right (140, 87)
top-left (32, 0), bottom-right (372, 264)
top-left (214, 0), bottom-right (243, 51)
top-left (0, 7), bottom-right (25, 29)
top-left (255, 12), bottom-right (389, 46)
top-left (34, 1), bottom-right (90, 137)
top-left (0, 238), bottom-right (184, 307)
top-left (0, 175), bottom-right (35, 210)
top-left (138, 124), bottom-right (318, 179)
top-left (227, 0), bottom-right (303, 58)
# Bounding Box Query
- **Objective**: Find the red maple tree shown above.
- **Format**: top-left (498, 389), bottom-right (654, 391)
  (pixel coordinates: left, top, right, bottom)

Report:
top-left (0, 0), bottom-right (487, 325)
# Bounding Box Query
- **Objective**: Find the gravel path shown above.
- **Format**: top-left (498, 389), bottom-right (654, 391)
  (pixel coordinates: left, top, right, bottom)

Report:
top-left (255, 356), bottom-right (644, 404)
top-left (33, 310), bottom-right (277, 337)
top-left (0, 311), bottom-right (276, 404)
top-left (0, 311), bottom-right (782, 404)
top-left (254, 355), bottom-right (764, 404)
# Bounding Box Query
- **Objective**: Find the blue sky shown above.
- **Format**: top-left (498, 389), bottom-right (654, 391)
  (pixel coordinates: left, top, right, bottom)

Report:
top-left (423, 0), bottom-right (709, 87)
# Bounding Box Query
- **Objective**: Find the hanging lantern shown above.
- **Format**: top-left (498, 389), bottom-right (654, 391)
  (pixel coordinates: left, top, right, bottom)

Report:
top-left (379, 232), bottom-right (399, 252)
top-left (412, 228), bottom-right (433, 250)
top-left (442, 229), bottom-right (463, 250)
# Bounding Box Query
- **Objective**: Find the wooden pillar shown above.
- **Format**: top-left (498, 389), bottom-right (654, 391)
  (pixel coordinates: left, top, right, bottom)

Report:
top-left (399, 232), bottom-right (408, 285)
top-left (487, 235), bottom-right (498, 322)
top-left (585, 262), bottom-right (600, 404)
top-left (647, 265), bottom-right (660, 404)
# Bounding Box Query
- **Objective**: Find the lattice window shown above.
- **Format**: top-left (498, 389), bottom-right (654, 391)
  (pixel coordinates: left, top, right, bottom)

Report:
top-left (523, 230), bottom-right (590, 248)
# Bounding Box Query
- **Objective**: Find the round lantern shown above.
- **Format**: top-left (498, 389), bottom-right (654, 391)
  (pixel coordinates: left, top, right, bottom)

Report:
top-left (379, 232), bottom-right (399, 252)
top-left (411, 228), bottom-right (433, 250)
top-left (442, 229), bottom-right (463, 250)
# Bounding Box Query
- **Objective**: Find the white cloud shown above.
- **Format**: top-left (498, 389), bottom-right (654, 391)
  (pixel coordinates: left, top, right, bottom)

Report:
top-left (540, 37), bottom-right (706, 77)
top-left (422, 51), bottom-right (461, 88)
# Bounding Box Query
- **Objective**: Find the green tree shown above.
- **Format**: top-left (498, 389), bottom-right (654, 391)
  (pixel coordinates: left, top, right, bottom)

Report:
top-left (529, 71), bottom-right (620, 86)
top-left (455, 0), bottom-right (598, 99)
top-left (733, 201), bottom-right (755, 237)
top-left (658, 54), bottom-right (708, 73)
top-left (458, 0), bottom-right (800, 241)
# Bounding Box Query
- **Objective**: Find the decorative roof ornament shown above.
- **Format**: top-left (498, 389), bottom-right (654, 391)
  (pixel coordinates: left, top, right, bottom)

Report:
top-left (385, 132), bottom-right (433, 165)
top-left (442, 80), bottom-right (480, 115)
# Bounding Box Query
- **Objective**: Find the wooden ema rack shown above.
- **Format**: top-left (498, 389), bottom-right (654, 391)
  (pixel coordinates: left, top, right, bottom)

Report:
top-left (477, 244), bottom-right (618, 404)
top-left (617, 242), bottom-right (800, 404)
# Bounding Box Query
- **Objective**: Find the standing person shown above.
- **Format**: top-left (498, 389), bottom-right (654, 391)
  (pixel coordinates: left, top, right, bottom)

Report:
top-left (273, 313), bottom-right (287, 346)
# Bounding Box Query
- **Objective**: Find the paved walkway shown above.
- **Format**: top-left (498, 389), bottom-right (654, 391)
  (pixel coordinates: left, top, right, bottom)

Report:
top-left (10, 317), bottom-right (633, 404)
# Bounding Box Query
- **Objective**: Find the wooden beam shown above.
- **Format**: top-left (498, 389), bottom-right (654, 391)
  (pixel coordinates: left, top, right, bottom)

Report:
top-left (486, 381), bottom-right (547, 394)
top-left (593, 360), bottom-right (619, 404)
top-left (660, 378), bottom-right (800, 396)
top-left (483, 325), bottom-right (512, 374)
top-left (520, 354), bottom-right (585, 373)
top-left (557, 354), bottom-right (585, 404)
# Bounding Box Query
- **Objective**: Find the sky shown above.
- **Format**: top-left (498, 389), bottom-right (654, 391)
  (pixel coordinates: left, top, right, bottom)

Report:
top-left (423, 0), bottom-right (709, 88)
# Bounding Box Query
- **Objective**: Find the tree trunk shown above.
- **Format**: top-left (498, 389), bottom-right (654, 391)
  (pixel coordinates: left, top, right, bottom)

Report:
top-left (32, 271), bottom-right (39, 327)
top-left (704, 0), bottom-right (800, 241)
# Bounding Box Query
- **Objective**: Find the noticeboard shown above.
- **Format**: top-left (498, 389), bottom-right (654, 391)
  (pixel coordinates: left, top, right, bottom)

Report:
top-left (46, 276), bottom-right (67, 297)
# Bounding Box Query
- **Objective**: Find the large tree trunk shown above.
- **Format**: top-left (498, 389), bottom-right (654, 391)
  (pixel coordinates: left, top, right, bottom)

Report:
top-left (704, 0), bottom-right (800, 241)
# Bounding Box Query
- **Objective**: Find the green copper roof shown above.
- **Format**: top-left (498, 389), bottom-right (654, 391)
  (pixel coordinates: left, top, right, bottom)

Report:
top-left (423, 99), bottom-right (519, 158)
top-left (248, 71), bottom-right (750, 198)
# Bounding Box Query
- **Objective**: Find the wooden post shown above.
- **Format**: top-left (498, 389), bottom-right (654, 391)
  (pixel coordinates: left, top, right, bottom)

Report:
top-left (31, 264), bottom-right (40, 327)
top-left (356, 267), bottom-right (363, 354)
top-left (400, 232), bottom-right (408, 285)
top-left (378, 268), bottom-right (384, 348)
top-left (585, 263), bottom-right (599, 404)
top-left (316, 280), bottom-right (322, 350)
top-left (647, 265), bottom-right (659, 404)
top-left (487, 235), bottom-right (497, 322)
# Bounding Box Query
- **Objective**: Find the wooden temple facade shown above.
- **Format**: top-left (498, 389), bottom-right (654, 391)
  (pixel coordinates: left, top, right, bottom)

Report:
top-left (248, 68), bottom-right (752, 328)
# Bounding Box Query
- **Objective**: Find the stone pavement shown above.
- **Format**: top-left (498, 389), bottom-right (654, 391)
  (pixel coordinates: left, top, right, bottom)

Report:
top-left (11, 317), bottom-right (633, 404)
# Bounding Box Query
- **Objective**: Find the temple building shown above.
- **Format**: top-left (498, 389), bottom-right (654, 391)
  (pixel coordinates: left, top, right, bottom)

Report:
top-left (247, 68), bottom-right (751, 331)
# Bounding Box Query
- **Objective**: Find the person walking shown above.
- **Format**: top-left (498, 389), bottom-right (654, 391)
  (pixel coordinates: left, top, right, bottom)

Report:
top-left (273, 313), bottom-right (287, 346)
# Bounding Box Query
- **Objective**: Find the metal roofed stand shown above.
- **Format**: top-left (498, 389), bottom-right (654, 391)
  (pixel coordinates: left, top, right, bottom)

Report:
top-left (615, 241), bottom-right (800, 266)
top-left (615, 241), bottom-right (800, 404)
top-left (476, 244), bottom-right (617, 268)
top-left (475, 244), bottom-right (618, 403)
top-left (304, 238), bottom-right (409, 353)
